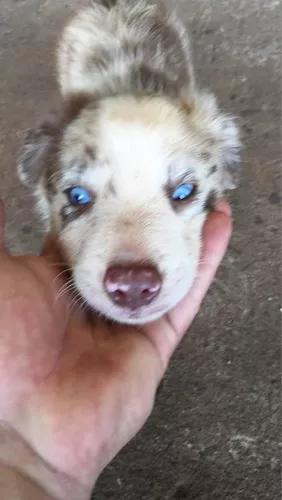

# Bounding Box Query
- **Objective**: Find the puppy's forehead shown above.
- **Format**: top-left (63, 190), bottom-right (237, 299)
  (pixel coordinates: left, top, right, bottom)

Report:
top-left (60, 96), bottom-right (213, 190)
top-left (63, 96), bottom-right (188, 159)
top-left (99, 96), bottom-right (186, 128)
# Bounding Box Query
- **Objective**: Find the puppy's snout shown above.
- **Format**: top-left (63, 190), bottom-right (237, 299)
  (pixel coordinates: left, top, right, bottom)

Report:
top-left (104, 264), bottom-right (162, 310)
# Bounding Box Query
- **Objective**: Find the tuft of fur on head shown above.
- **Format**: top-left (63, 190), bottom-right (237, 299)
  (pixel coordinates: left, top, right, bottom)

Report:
top-left (17, 0), bottom-right (240, 324)
top-left (57, 0), bottom-right (195, 100)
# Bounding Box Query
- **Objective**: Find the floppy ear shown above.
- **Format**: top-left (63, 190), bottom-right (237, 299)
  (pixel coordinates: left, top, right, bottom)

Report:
top-left (186, 91), bottom-right (241, 190)
top-left (17, 115), bottom-right (60, 187)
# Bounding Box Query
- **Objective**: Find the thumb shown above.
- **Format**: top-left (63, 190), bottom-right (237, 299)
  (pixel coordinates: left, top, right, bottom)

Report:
top-left (141, 200), bottom-right (232, 372)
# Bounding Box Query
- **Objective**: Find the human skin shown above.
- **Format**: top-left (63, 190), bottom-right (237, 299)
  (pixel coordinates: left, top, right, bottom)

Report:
top-left (0, 200), bottom-right (232, 500)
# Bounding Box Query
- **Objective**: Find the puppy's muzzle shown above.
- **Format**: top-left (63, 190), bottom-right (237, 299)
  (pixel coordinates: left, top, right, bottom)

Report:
top-left (104, 263), bottom-right (162, 310)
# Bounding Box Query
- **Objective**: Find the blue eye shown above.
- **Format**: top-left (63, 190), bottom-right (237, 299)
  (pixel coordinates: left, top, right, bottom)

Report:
top-left (171, 183), bottom-right (196, 202)
top-left (66, 186), bottom-right (93, 206)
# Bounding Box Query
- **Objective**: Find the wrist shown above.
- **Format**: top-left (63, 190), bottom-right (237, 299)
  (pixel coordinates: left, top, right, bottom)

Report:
top-left (0, 424), bottom-right (92, 500)
top-left (0, 462), bottom-right (55, 500)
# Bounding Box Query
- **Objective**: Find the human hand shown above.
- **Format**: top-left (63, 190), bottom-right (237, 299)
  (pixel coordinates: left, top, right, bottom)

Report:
top-left (0, 201), bottom-right (232, 500)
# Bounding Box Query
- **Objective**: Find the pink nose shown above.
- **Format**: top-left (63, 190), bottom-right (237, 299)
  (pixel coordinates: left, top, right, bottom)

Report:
top-left (104, 264), bottom-right (162, 310)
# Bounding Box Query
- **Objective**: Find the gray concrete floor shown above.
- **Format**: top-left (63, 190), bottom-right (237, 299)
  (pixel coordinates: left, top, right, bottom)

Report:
top-left (0, 1), bottom-right (281, 499)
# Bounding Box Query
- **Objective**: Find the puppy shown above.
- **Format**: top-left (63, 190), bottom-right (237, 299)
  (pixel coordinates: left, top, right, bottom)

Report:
top-left (18, 0), bottom-right (240, 325)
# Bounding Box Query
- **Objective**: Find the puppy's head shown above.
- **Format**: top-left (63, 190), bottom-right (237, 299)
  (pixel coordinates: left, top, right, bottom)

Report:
top-left (18, 1), bottom-right (240, 324)
top-left (18, 93), bottom-right (239, 324)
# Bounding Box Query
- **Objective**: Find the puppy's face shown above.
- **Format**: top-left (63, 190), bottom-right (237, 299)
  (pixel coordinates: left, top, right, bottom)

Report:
top-left (19, 94), bottom-right (239, 324)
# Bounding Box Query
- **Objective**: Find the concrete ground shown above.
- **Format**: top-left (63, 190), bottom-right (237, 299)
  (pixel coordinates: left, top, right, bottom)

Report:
top-left (0, 0), bottom-right (281, 499)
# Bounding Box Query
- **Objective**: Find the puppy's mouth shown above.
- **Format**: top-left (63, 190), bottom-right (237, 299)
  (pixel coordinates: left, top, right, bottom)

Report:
top-left (75, 281), bottom-right (185, 326)
top-left (107, 304), bottom-right (167, 325)
top-left (70, 286), bottom-right (166, 324)
top-left (79, 286), bottom-right (166, 325)
top-left (99, 303), bottom-right (168, 325)
top-left (71, 260), bottom-right (194, 325)
top-left (83, 262), bottom-right (165, 324)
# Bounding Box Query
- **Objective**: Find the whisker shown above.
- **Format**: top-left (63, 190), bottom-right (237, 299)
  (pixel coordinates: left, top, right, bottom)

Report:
top-left (46, 262), bottom-right (71, 268)
top-left (55, 279), bottom-right (77, 303)
top-left (68, 289), bottom-right (92, 318)
top-left (53, 268), bottom-right (72, 287)
top-left (68, 294), bottom-right (86, 317)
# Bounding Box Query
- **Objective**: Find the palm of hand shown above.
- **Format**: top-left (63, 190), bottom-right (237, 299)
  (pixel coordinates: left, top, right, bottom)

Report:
top-left (0, 203), bottom-right (231, 498)
top-left (0, 253), bottom-right (162, 486)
